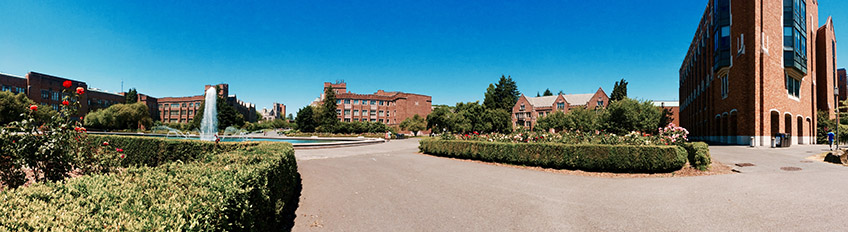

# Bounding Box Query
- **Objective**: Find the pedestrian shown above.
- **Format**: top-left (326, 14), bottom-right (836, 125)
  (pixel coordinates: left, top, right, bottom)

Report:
top-left (827, 130), bottom-right (835, 150)
top-left (385, 131), bottom-right (391, 141)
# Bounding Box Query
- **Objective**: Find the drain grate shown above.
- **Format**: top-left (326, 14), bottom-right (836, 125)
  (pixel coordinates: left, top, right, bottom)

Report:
top-left (735, 163), bottom-right (755, 167)
top-left (780, 167), bottom-right (802, 171)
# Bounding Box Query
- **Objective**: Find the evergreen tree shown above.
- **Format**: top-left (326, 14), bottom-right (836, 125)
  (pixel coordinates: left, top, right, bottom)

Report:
top-left (610, 78), bottom-right (628, 102)
top-left (317, 86), bottom-right (339, 132)
top-left (295, 106), bottom-right (316, 132)
top-left (124, 88), bottom-right (138, 104)
top-left (287, 113), bottom-right (294, 121)
top-left (543, 88), bottom-right (554, 96)
top-left (483, 75), bottom-right (520, 112)
top-left (483, 84), bottom-right (498, 109)
top-left (536, 92), bottom-right (541, 97)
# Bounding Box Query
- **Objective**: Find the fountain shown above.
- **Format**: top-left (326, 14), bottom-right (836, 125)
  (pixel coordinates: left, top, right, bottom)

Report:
top-left (199, 87), bottom-right (218, 141)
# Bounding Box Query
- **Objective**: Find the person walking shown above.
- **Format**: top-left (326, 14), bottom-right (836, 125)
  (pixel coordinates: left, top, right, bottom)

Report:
top-left (827, 130), bottom-right (836, 150)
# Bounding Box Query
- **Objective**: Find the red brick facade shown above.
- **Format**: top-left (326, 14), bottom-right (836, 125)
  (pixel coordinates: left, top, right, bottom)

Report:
top-left (512, 88), bottom-right (609, 130)
top-left (1, 72), bottom-right (125, 116)
top-left (312, 82), bottom-right (432, 133)
top-left (680, 0), bottom-right (836, 146)
top-left (816, 17), bottom-right (838, 118)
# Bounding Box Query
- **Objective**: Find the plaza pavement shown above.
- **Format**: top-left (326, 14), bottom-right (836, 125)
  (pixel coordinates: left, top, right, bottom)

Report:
top-left (292, 138), bottom-right (848, 231)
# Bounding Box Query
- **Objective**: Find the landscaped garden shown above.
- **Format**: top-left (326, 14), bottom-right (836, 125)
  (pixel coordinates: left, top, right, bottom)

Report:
top-left (0, 82), bottom-right (301, 230)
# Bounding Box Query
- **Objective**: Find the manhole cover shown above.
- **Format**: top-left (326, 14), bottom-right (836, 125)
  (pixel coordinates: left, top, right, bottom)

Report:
top-left (800, 160), bottom-right (813, 163)
top-left (780, 167), bottom-right (802, 171)
top-left (735, 163), bottom-right (755, 167)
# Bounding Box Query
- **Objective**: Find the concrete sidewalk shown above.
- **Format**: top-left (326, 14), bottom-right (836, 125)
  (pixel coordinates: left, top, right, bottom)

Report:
top-left (293, 139), bottom-right (848, 231)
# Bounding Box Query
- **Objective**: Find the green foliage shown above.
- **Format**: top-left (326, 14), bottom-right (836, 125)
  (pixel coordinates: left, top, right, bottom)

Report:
top-left (124, 88), bottom-right (137, 104)
top-left (610, 78), bottom-right (628, 102)
top-left (0, 139), bottom-right (301, 231)
top-left (400, 114), bottom-right (427, 136)
top-left (482, 75), bottom-right (520, 112)
top-left (295, 106), bottom-right (317, 132)
top-left (0, 91), bottom-right (57, 126)
top-left (244, 118), bottom-right (291, 131)
top-left (87, 135), bottom-right (255, 167)
top-left (426, 103), bottom-right (512, 134)
top-left (84, 102), bottom-right (153, 130)
top-left (426, 106), bottom-right (452, 133)
top-left (603, 98), bottom-right (661, 135)
top-left (543, 88), bottom-right (554, 96)
top-left (419, 139), bottom-right (687, 173)
top-left (680, 142), bottom-right (711, 171)
top-left (316, 86), bottom-right (340, 132)
top-left (287, 113), bottom-right (294, 121)
top-left (190, 97), bottom-right (245, 130)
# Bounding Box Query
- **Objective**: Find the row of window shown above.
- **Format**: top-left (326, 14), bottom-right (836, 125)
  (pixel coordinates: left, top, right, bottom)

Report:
top-left (337, 99), bottom-right (392, 106)
top-left (1, 85), bottom-right (25, 94)
top-left (159, 102), bottom-right (200, 109)
top-left (40, 89), bottom-right (64, 101)
top-left (338, 109), bottom-right (391, 117)
top-left (343, 118), bottom-right (389, 123)
top-left (88, 98), bottom-right (116, 108)
top-left (163, 110), bottom-right (195, 116)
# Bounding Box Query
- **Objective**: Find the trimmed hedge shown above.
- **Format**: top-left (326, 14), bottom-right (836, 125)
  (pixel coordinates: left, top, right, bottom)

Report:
top-left (419, 139), bottom-right (687, 173)
top-left (88, 135), bottom-right (259, 167)
top-left (680, 142), bottom-right (711, 171)
top-left (0, 136), bottom-right (301, 231)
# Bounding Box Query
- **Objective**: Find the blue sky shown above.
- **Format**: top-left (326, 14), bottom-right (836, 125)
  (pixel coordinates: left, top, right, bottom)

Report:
top-left (1, 0), bottom-right (846, 115)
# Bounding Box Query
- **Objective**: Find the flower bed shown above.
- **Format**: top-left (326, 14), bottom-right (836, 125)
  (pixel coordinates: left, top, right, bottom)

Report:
top-left (0, 136), bottom-right (301, 230)
top-left (419, 139), bottom-right (687, 173)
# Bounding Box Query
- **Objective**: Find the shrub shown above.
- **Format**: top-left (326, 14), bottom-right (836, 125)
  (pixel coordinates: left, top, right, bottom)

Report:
top-left (419, 139), bottom-right (687, 173)
top-left (680, 142), bottom-right (711, 171)
top-left (83, 102), bottom-right (153, 130)
top-left (0, 138), bottom-right (300, 231)
top-left (87, 135), bottom-right (257, 167)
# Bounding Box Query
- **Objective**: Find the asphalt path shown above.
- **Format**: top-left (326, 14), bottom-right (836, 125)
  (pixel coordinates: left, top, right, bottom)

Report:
top-left (293, 139), bottom-right (848, 231)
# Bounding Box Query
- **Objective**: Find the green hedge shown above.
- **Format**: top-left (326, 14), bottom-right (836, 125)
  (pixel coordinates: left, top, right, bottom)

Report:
top-left (0, 136), bottom-right (301, 231)
top-left (88, 135), bottom-right (260, 167)
top-left (419, 139), bottom-right (687, 173)
top-left (680, 142), bottom-right (711, 171)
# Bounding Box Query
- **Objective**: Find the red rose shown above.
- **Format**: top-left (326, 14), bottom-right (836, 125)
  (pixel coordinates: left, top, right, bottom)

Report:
top-left (120, 154), bottom-right (125, 159)
top-left (76, 87), bottom-right (85, 95)
top-left (62, 80), bottom-right (72, 88)
top-left (79, 116), bottom-right (83, 120)
top-left (62, 100), bottom-right (69, 106)
top-left (116, 148), bottom-right (123, 152)
top-left (102, 142), bottom-right (109, 146)
top-left (29, 105), bottom-right (38, 111)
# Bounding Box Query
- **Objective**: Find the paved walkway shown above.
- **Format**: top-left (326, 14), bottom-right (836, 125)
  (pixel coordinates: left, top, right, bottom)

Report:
top-left (293, 139), bottom-right (848, 231)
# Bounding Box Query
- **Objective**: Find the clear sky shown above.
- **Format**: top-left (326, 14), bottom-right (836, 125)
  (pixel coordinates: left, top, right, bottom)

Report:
top-left (1, 0), bottom-right (846, 116)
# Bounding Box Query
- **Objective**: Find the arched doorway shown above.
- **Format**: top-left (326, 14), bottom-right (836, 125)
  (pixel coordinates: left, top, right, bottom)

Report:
top-left (784, 113), bottom-right (793, 145)
top-left (730, 111), bottom-right (738, 144)
top-left (770, 111), bottom-right (780, 146)
top-left (797, 116), bottom-right (804, 144)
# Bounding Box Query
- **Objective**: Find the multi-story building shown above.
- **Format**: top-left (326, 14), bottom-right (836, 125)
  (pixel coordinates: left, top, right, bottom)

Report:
top-left (260, 103), bottom-right (286, 121)
top-left (839, 68), bottom-right (847, 101)
top-left (0, 72), bottom-right (124, 115)
top-left (512, 88), bottom-right (609, 129)
top-left (679, 0), bottom-right (837, 146)
top-left (653, 101), bottom-right (681, 126)
top-left (157, 95), bottom-right (204, 124)
top-left (311, 81), bottom-right (432, 131)
top-left (816, 17), bottom-right (838, 118)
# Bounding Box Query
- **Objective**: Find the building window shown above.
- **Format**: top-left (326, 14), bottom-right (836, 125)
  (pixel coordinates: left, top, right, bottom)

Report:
top-left (597, 101), bottom-right (604, 106)
top-left (786, 74), bottom-right (801, 98)
top-left (370, 110), bottom-right (376, 116)
top-left (171, 104), bottom-right (179, 109)
top-left (344, 110), bottom-right (350, 115)
top-left (354, 99), bottom-right (359, 104)
top-left (336, 99), bottom-right (341, 104)
top-left (721, 74), bottom-right (729, 99)
top-left (41, 90), bottom-right (49, 100)
top-left (344, 118), bottom-right (351, 122)
top-left (336, 109), bottom-right (341, 115)
top-left (379, 101), bottom-right (384, 105)
top-left (520, 104), bottom-right (525, 111)
top-left (370, 100), bottom-right (376, 105)
top-left (344, 99), bottom-right (350, 104)
top-left (353, 110), bottom-right (359, 116)
top-left (556, 102), bottom-right (565, 109)
top-left (379, 119), bottom-right (384, 123)
top-left (379, 111), bottom-right (384, 116)
top-left (371, 119), bottom-right (376, 122)
top-left (52, 92), bottom-right (60, 101)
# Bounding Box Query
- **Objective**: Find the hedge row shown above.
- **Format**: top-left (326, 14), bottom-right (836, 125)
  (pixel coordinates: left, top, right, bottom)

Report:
top-left (680, 142), bottom-right (711, 171)
top-left (88, 135), bottom-right (259, 167)
top-left (0, 136), bottom-right (301, 231)
top-left (419, 139), bottom-right (687, 173)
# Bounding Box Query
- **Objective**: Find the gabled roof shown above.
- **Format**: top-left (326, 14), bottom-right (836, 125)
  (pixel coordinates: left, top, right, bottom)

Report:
top-left (525, 95), bottom-right (559, 107)
top-left (562, 93), bottom-right (595, 106)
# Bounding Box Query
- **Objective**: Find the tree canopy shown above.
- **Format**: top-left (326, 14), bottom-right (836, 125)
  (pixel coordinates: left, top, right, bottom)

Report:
top-left (610, 78), bottom-right (628, 102)
top-left (316, 86), bottom-right (339, 132)
top-left (84, 102), bottom-right (153, 130)
top-left (124, 88), bottom-right (138, 104)
top-left (543, 88), bottom-right (554, 96)
top-left (190, 97), bottom-right (245, 130)
top-left (294, 106), bottom-right (317, 132)
top-left (483, 75), bottom-right (520, 112)
top-left (0, 91), bottom-right (57, 125)
top-left (399, 114), bottom-right (427, 136)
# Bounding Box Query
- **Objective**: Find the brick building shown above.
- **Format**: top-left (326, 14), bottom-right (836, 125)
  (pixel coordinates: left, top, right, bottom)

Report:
top-left (653, 101), bottom-right (681, 126)
top-left (0, 72), bottom-right (123, 115)
top-left (839, 68), bottom-right (847, 101)
top-left (512, 88), bottom-right (609, 130)
top-left (311, 81), bottom-right (432, 131)
top-left (816, 17), bottom-right (838, 118)
top-left (679, 0), bottom-right (837, 146)
top-left (155, 83), bottom-right (258, 124)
